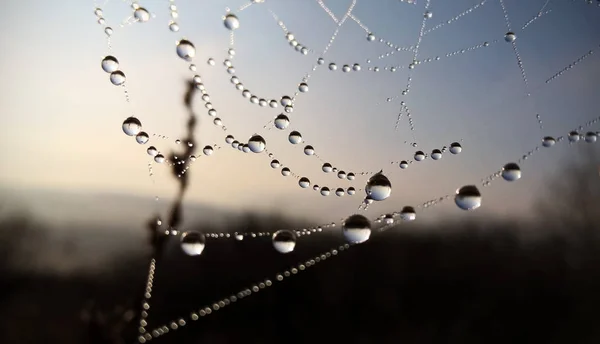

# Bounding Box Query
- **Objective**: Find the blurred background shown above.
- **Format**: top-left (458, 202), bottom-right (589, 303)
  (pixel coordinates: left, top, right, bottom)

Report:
top-left (1, 0), bottom-right (600, 343)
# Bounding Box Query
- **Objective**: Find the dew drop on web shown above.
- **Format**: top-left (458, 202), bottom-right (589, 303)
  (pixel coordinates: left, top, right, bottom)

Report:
top-left (365, 171), bottom-right (392, 201)
top-left (272, 230), bottom-right (297, 254)
top-left (342, 214), bottom-right (371, 244)
top-left (223, 14), bottom-right (240, 30)
top-left (122, 117), bottom-right (142, 136)
top-left (454, 185), bottom-right (482, 211)
top-left (101, 56), bottom-right (119, 73)
top-left (501, 162), bottom-right (521, 181)
top-left (180, 231), bottom-right (206, 256)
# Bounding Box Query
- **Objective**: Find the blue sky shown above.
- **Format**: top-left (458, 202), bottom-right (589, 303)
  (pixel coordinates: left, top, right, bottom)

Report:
top-left (0, 0), bottom-right (599, 227)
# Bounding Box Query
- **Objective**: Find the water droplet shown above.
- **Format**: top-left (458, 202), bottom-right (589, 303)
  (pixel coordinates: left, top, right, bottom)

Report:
top-left (568, 131), bottom-right (580, 142)
top-left (224, 14), bottom-right (240, 30)
top-left (347, 173), bottom-right (355, 180)
top-left (298, 177), bottom-right (310, 188)
top-left (280, 96), bottom-right (293, 107)
top-left (248, 135), bottom-right (266, 153)
top-left (169, 22), bottom-right (180, 32)
top-left (414, 151), bottom-right (425, 161)
top-left (342, 65), bottom-right (351, 72)
top-left (454, 185), bottom-right (481, 211)
top-left (400, 206), bottom-right (416, 221)
top-left (270, 159), bottom-right (280, 168)
top-left (104, 27), bottom-right (113, 36)
top-left (281, 167), bottom-right (291, 176)
top-left (347, 187), bottom-right (356, 195)
top-left (288, 131), bottom-right (302, 144)
top-left (353, 63), bottom-right (361, 71)
top-left (336, 171), bottom-right (346, 179)
top-left (585, 131), bottom-right (598, 143)
top-left (203, 146), bottom-right (214, 155)
top-left (274, 114), bottom-right (290, 129)
top-left (504, 32), bottom-right (516, 43)
top-left (399, 161), bottom-right (408, 169)
top-left (101, 56), bottom-right (119, 73)
top-left (134, 8), bottom-right (150, 22)
top-left (235, 233), bottom-right (244, 241)
top-left (147, 146), bottom-right (158, 156)
top-left (304, 145), bottom-right (315, 155)
top-left (335, 188), bottom-right (345, 197)
top-left (272, 230), bottom-right (296, 254)
top-left (317, 57), bottom-right (325, 65)
top-left (431, 149), bottom-right (442, 160)
top-left (322, 163), bottom-right (333, 173)
top-left (365, 171), bottom-right (392, 201)
top-left (207, 58), bottom-right (216, 66)
top-left (110, 70), bottom-right (126, 85)
top-left (328, 63), bottom-right (337, 71)
top-left (542, 136), bottom-right (556, 147)
top-left (122, 117), bottom-right (142, 136)
top-left (366, 33), bottom-right (375, 42)
top-left (269, 100), bottom-right (278, 108)
top-left (298, 83), bottom-right (309, 92)
top-left (242, 144), bottom-right (251, 153)
top-left (318, 187), bottom-right (329, 196)
top-left (501, 162), bottom-right (521, 181)
top-left (449, 142), bottom-right (462, 154)
top-left (180, 231), bottom-right (206, 256)
top-left (176, 39), bottom-right (196, 61)
top-left (136, 132), bottom-right (149, 144)
top-left (424, 10), bottom-right (432, 18)
top-left (154, 154), bottom-right (165, 163)
top-left (342, 214), bottom-right (371, 244)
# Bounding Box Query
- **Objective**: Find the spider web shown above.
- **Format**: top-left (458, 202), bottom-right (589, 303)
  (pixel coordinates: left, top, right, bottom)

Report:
top-left (92, 0), bottom-right (600, 342)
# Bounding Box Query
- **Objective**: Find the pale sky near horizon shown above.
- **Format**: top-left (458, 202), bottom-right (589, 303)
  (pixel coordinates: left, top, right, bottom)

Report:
top-left (0, 0), bottom-right (599, 227)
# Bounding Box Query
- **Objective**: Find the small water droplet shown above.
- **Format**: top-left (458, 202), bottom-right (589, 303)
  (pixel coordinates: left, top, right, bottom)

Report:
top-left (366, 33), bottom-right (375, 42)
top-left (203, 146), bottom-right (214, 155)
top-left (585, 131), bottom-right (598, 143)
top-left (134, 8), bottom-right (151, 22)
top-left (328, 63), bottom-right (337, 71)
top-left (424, 10), bottom-right (432, 18)
top-left (322, 163), bottom-right (333, 173)
top-left (147, 146), bottom-right (158, 156)
top-left (298, 177), bottom-right (310, 188)
top-left (303, 145), bottom-right (315, 155)
top-left (270, 159), bottom-right (280, 168)
top-left (101, 56), bottom-right (119, 73)
top-left (431, 149), bottom-right (442, 160)
top-left (449, 142), bottom-right (462, 154)
top-left (400, 206), bottom-right (416, 221)
top-left (320, 187), bottom-right (330, 196)
top-left (298, 83), bottom-right (309, 92)
top-left (414, 151), bottom-right (425, 161)
top-left (136, 132), bottom-right (149, 144)
top-left (281, 167), bottom-right (291, 176)
top-left (169, 22), bottom-right (180, 32)
top-left (154, 154), bottom-right (165, 163)
top-left (504, 32), bottom-right (516, 43)
top-left (274, 114), bottom-right (290, 129)
top-left (399, 161), bottom-right (408, 169)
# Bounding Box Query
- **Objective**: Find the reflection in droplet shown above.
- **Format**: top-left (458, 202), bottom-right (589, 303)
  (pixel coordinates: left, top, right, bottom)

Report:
top-left (248, 135), bottom-right (266, 153)
top-left (288, 131), bottom-right (302, 144)
top-left (298, 177), bottom-right (310, 188)
top-left (449, 142), bottom-right (462, 154)
top-left (110, 71), bottom-right (126, 85)
top-left (176, 39), bottom-right (196, 61)
top-left (274, 114), bottom-right (290, 129)
top-left (366, 171), bottom-right (392, 201)
top-left (136, 132), bottom-right (149, 144)
top-left (400, 206), bottom-right (416, 221)
top-left (224, 14), bottom-right (240, 30)
top-left (542, 136), bottom-right (556, 147)
top-left (322, 163), bottom-right (333, 173)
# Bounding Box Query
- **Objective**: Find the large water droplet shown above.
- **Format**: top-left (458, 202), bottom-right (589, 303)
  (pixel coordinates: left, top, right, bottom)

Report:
top-left (274, 114), bottom-right (290, 129)
top-left (365, 171), bottom-right (392, 201)
top-left (335, 188), bottom-right (345, 197)
top-left (180, 231), bottom-right (206, 256)
top-left (337, 171), bottom-right (347, 179)
top-left (101, 56), bottom-right (119, 73)
top-left (272, 230), bottom-right (296, 254)
top-left (281, 167), bottom-right (291, 176)
top-left (270, 159), bottom-right (280, 168)
top-left (414, 151), bottom-right (425, 161)
top-left (542, 136), bottom-right (556, 147)
top-left (322, 163), bottom-right (333, 173)
top-left (298, 177), bottom-right (310, 188)
top-left (568, 131), bottom-right (580, 142)
top-left (502, 162), bottom-right (521, 181)
top-left (224, 14), bottom-right (240, 30)
top-left (504, 32), bottom-right (516, 43)
top-left (203, 145), bottom-right (214, 155)
top-left (122, 117), bottom-right (142, 136)
top-left (585, 132), bottom-right (598, 143)
top-left (248, 135), bottom-right (266, 153)
top-left (431, 149), bottom-right (442, 160)
top-left (304, 145), bottom-right (315, 155)
top-left (449, 142), bottom-right (462, 154)
top-left (134, 8), bottom-right (150, 22)
top-left (154, 154), bottom-right (165, 163)
top-left (328, 63), bottom-right (337, 71)
top-left (347, 187), bottom-right (356, 195)
top-left (280, 96), bottom-right (293, 107)
top-left (176, 39), bottom-right (196, 61)
top-left (455, 185), bottom-right (481, 211)
top-left (136, 132), bottom-right (149, 144)
top-left (400, 206), bottom-right (416, 221)
top-left (342, 214), bottom-right (371, 244)
top-left (110, 71), bottom-right (126, 85)
top-left (288, 131), bottom-right (302, 144)
top-left (298, 83), bottom-right (309, 93)
top-left (147, 146), bottom-right (158, 156)
top-left (399, 161), bottom-right (409, 169)
top-left (320, 187), bottom-right (330, 196)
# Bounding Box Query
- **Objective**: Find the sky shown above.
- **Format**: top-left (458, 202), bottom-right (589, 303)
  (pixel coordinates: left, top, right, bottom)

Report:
top-left (0, 0), bottom-right (599, 230)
